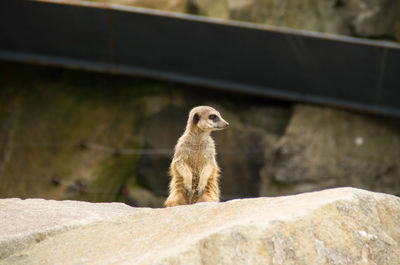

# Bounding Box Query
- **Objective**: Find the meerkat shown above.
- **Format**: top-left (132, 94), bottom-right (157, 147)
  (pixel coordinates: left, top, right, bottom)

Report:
top-left (164, 106), bottom-right (229, 207)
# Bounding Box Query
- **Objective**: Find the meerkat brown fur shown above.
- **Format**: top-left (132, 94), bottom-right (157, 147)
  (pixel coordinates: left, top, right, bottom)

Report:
top-left (164, 106), bottom-right (229, 207)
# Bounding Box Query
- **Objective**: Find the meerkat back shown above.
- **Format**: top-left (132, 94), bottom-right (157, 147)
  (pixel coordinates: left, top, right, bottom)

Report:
top-left (164, 106), bottom-right (229, 207)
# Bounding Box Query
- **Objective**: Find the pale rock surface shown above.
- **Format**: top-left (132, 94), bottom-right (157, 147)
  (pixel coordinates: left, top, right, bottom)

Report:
top-left (1, 188), bottom-right (399, 265)
top-left (0, 199), bottom-right (138, 260)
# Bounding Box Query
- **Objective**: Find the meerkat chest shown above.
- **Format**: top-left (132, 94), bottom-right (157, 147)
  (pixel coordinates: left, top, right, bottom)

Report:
top-left (187, 148), bottom-right (212, 165)
top-left (185, 145), bottom-right (215, 173)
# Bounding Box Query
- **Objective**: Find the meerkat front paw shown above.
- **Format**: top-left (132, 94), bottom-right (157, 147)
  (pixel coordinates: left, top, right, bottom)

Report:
top-left (185, 185), bottom-right (193, 197)
top-left (197, 187), bottom-right (204, 197)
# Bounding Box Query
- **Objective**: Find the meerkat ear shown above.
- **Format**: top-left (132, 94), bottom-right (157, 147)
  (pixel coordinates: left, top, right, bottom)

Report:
top-left (193, 113), bottom-right (200, 124)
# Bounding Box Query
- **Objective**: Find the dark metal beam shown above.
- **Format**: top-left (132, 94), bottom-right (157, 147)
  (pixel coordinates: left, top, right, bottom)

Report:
top-left (1, 0), bottom-right (399, 117)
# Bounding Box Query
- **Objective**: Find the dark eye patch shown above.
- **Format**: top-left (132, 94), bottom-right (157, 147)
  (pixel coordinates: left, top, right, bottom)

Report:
top-left (193, 113), bottom-right (200, 124)
top-left (209, 114), bottom-right (219, 121)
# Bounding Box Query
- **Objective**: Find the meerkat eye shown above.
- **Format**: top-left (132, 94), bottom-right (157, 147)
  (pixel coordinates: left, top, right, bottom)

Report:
top-left (208, 114), bottom-right (218, 121)
top-left (193, 113), bottom-right (200, 124)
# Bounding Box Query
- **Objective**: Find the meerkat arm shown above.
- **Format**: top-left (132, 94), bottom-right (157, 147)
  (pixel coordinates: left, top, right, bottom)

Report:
top-left (173, 160), bottom-right (193, 195)
top-left (197, 162), bottom-right (214, 196)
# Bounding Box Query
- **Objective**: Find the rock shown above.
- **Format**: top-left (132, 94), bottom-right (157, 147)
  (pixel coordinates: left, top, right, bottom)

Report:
top-left (126, 186), bottom-right (165, 207)
top-left (1, 188), bottom-right (399, 264)
top-left (189, 0), bottom-right (400, 42)
top-left (4, 62), bottom-right (400, 206)
top-left (189, 0), bottom-right (230, 19)
top-left (1, 62), bottom-right (293, 204)
top-left (90, 0), bottom-right (188, 13)
top-left (348, 0), bottom-right (400, 40)
top-left (260, 105), bottom-right (400, 196)
top-left (0, 73), bottom-right (146, 202)
top-left (136, 105), bottom-right (185, 195)
top-left (213, 104), bottom-right (291, 199)
top-left (0, 198), bottom-right (137, 260)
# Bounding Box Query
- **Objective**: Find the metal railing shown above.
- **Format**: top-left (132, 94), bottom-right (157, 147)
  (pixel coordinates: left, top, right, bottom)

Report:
top-left (1, 0), bottom-right (399, 117)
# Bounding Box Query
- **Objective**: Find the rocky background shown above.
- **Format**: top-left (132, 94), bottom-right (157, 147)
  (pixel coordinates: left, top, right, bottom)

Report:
top-left (90, 0), bottom-right (400, 42)
top-left (1, 61), bottom-right (399, 207)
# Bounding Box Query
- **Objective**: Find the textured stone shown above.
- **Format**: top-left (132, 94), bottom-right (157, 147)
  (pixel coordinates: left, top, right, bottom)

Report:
top-left (0, 198), bottom-right (137, 260)
top-left (260, 105), bottom-right (400, 196)
top-left (213, 105), bottom-right (291, 199)
top-left (3, 62), bottom-right (400, 206)
top-left (189, 0), bottom-right (400, 42)
top-left (90, 0), bottom-right (188, 13)
top-left (1, 62), bottom-right (291, 204)
top-left (1, 188), bottom-right (399, 264)
top-left (136, 105), bottom-right (185, 195)
top-left (126, 186), bottom-right (165, 207)
top-left (348, 0), bottom-right (400, 39)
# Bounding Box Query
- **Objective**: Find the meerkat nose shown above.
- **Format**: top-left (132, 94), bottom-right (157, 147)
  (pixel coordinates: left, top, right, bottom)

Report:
top-left (225, 121), bottom-right (229, 127)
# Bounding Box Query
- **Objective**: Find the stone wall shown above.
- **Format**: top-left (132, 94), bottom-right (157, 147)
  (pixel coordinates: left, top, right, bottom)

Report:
top-left (1, 62), bottom-right (400, 206)
top-left (89, 0), bottom-right (400, 42)
top-left (0, 62), bottom-right (292, 205)
top-left (261, 105), bottom-right (400, 197)
top-left (189, 0), bottom-right (400, 42)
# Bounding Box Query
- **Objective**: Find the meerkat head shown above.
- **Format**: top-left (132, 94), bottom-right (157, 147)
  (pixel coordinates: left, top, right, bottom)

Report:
top-left (187, 106), bottom-right (229, 133)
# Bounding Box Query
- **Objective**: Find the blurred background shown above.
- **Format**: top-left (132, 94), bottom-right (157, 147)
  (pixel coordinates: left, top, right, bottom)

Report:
top-left (1, 0), bottom-right (399, 207)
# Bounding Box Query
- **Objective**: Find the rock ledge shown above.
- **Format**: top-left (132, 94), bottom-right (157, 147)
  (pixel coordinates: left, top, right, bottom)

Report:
top-left (1, 188), bottom-right (399, 265)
